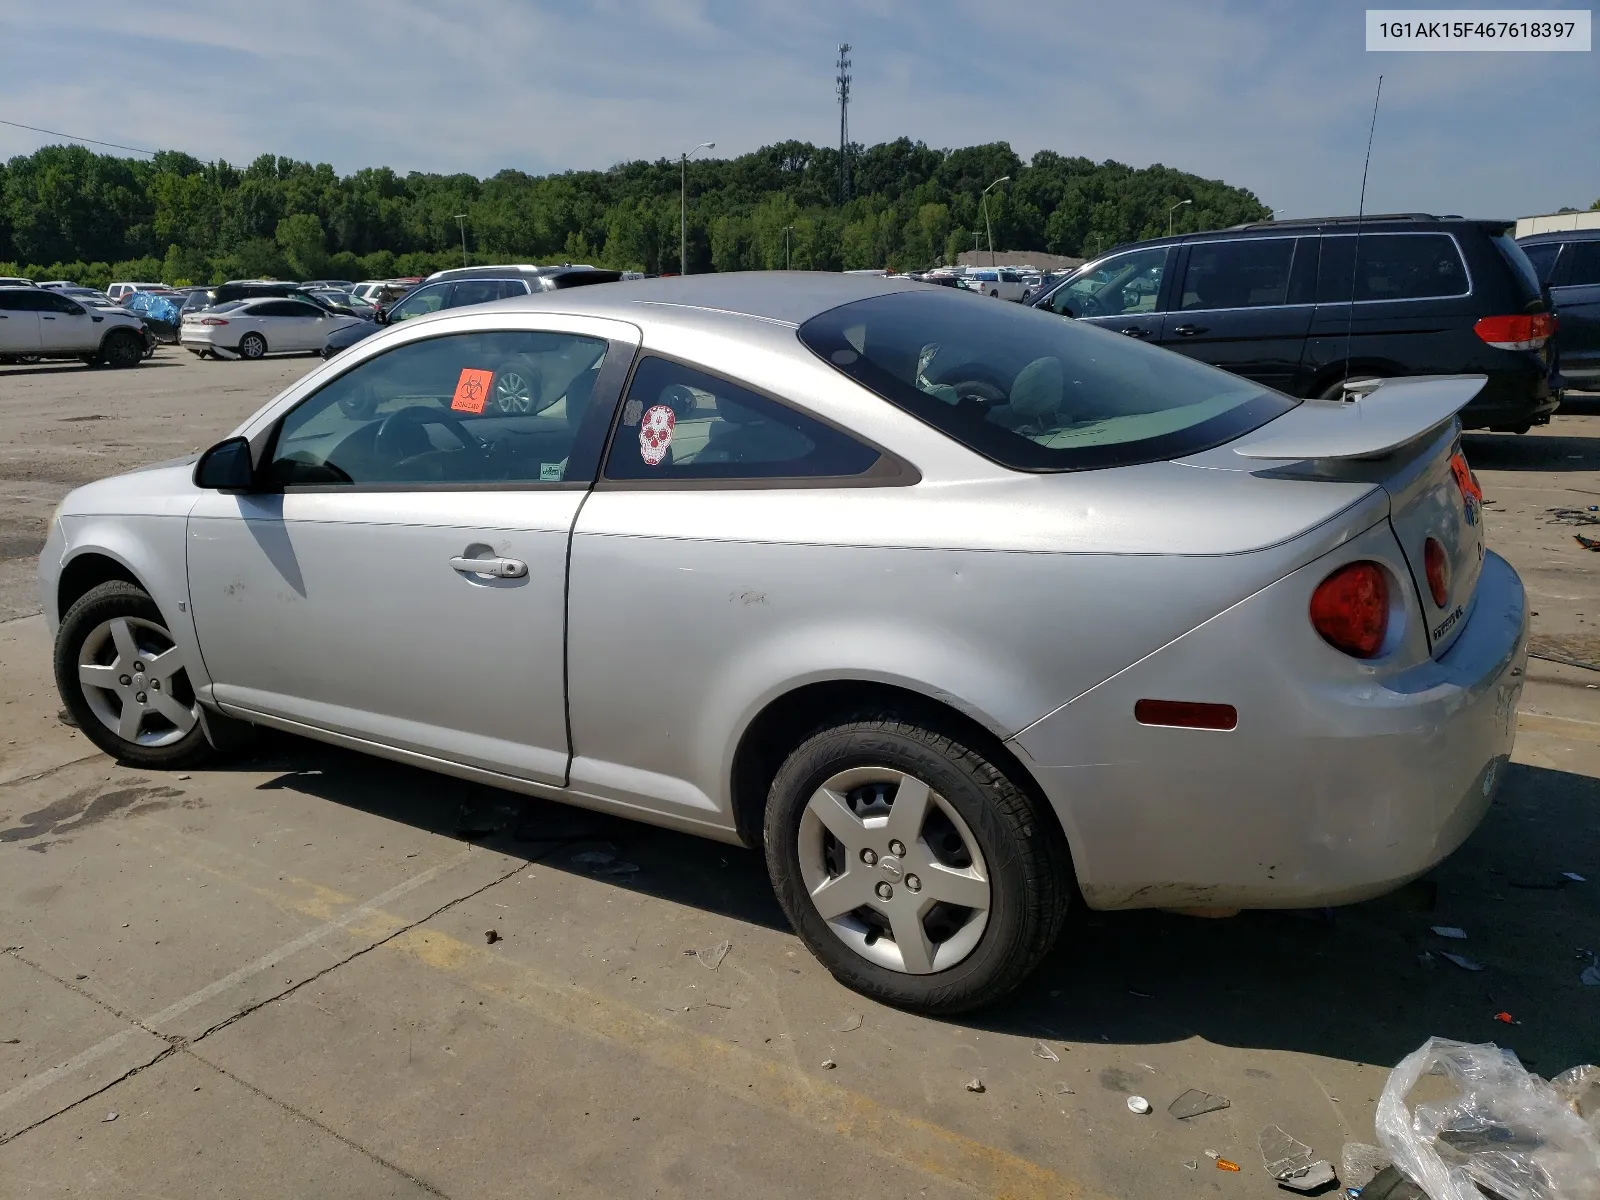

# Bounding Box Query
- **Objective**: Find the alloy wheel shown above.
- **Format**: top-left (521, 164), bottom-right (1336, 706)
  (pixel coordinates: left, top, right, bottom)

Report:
top-left (76, 616), bottom-right (199, 747)
top-left (797, 766), bottom-right (991, 974)
top-left (494, 368), bottom-right (534, 413)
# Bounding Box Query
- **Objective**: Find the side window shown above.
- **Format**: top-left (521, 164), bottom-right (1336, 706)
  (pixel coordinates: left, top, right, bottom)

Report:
top-left (41, 291), bottom-right (85, 314)
top-left (449, 279), bottom-right (513, 307)
top-left (603, 357), bottom-right (881, 482)
top-left (1048, 248), bottom-right (1167, 317)
top-left (0, 292), bottom-right (31, 311)
top-left (1316, 234), bottom-right (1469, 303)
top-left (1567, 242), bottom-right (1600, 287)
top-left (248, 301), bottom-right (291, 318)
top-left (264, 330), bottom-right (612, 488)
top-left (1520, 242), bottom-right (1562, 285)
top-left (282, 301), bottom-right (324, 318)
top-left (1179, 239), bottom-right (1295, 310)
top-left (388, 285), bottom-right (448, 322)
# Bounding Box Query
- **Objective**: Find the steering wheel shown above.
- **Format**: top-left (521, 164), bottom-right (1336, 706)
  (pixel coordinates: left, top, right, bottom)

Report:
top-left (373, 405), bottom-right (481, 464)
top-left (1073, 292), bottom-right (1106, 318)
top-left (926, 361), bottom-right (1010, 405)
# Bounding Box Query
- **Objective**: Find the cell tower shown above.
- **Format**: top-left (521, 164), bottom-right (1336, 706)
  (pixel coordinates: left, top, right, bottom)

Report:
top-left (836, 43), bottom-right (851, 205)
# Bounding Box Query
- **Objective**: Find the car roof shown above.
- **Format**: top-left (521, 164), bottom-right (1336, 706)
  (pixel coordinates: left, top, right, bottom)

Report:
top-left (475, 271), bottom-right (923, 328)
top-left (1085, 214), bottom-right (1511, 260)
top-left (1519, 227), bottom-right (1600, 244)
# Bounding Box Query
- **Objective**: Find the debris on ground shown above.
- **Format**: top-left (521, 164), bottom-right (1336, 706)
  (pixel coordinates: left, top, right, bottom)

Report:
top-left (1574, 533), bottom-right (1600, 552)
top-left (1438, 951), bottom-right (1484, 972)
top-left (484, 929), bottom-right (501, 945)
top-left (1378, 1038), bottom-right (1600, 1200)
top-left (837, 1013), bottom-right (863, 1033)
top-left (695, 939), bottom-right (730, 970)
top-left (1216, 1158), bottom-right (1241, 1172)
top-left (1126, 1095), bottom-right (1152, 1114)
top-left (1053, 1083), bottom-right (1075, 1095)
top-left (1339, 1142), bottom-right (1390, 1190)
top-left (1430, 925), bottom-right (1468, 940)
top-left (965, 1078), bottom-right (985, 1093)
top-left (571, 850), bottom-right (615, 866)
top-left (821, 1058), bottom-right (837, 1070)
top-left (1494, 1011), bottom-right (1516, 1024)
top-left (1418, 951), bottom-right (1437, 970)
top-left (1546, 507), bottom-right (1600, 526)
top-left (1170, 1089), bottom-right (1231, 1119)
top-left (1033, 1041), bottom-right (1060, 1062)
top-left (1, 1038), bottom-right (18, 1044)
top-left (1260, 1124), bottom-right (1336, 1192)
top-left (103, 1112), bottom-right (117, 1122)
top-left (1565, 872), bottom-right (1588, 883)
top-left (1581, 956), bottom-right (1600, 987)
top-left (1184, 1159), bottom-right (1199, 1170)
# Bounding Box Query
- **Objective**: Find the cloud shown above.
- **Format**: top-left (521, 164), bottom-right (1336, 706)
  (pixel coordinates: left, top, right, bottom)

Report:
top-left (1, 0), bottom-right (1594, 216)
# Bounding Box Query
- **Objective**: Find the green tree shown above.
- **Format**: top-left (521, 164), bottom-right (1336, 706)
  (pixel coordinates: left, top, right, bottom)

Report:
top-left (276, 212), bottom-right (328, 278)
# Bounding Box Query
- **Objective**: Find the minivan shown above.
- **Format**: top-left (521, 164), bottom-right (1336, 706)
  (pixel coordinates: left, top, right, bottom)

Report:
top-left (1031, 214), bottom-right (1558, 431)
top-left (1518, 229), bottom-right (1600, 390)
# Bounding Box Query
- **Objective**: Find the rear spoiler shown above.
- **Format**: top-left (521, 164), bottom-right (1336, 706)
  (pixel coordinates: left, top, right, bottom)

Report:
top-left (1231, 375), bottom-right (1485, 461)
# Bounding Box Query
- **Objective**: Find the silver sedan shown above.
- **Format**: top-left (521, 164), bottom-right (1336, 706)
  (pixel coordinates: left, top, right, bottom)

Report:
top-left (40, 274), bottom-right (1527, 1012)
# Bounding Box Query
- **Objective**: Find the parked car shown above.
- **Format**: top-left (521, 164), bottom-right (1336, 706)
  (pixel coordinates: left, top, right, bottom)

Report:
top-left (324, 267), bottom-right (623, 363)
top-left (1518, 229), bottom-right (1600, 391)
top-left (197, 280), bottom-right (311, 307)
top-left (106, 282), bottom-right (164, 302)
top-left (0, 276), bottom-right (37, 288)
top-left (0, 285), bottom-right (147, 366)
top-left (121, 291), bottom-right (186, 343)
top-left (959, 268), bottom-right (1030, 301)
top-left (308, 289), bottom-right (375, 318)
top-left (44, 274), bottom-right (1525, 1012)
top-left (299, 279), bottom-right (356, 291)
top-left (1031, 214), bottom-right (1558, 432)
top-left (37, 280), bottom-right (77, 290)
top-left (180, 296), bottom-right (364, 359)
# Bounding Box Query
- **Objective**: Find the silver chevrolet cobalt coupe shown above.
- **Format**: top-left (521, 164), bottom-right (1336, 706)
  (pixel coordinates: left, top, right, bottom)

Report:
top-left (41, 274), bottom-right (1526, 1012)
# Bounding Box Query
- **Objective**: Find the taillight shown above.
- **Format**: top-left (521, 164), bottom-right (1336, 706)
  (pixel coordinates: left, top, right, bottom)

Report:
top-left (1473, 312), bottom-right (1555, 350)
top-left (1310, 561), bottom-right (1389, 658)
top-left (201, 317), bottom-right (229, 326)
top-left (1423, 537), bottom-right (1450, 608)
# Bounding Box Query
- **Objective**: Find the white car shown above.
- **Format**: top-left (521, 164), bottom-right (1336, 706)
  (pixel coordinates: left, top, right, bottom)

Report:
top-left (0, 285), bottom-right (147, 367)
top-left (959, 269), bottom-right (1030, 301)
top-left (106, 282), bottom-right (165, 302)
top-left (181, 296), bottom-right (366, 360)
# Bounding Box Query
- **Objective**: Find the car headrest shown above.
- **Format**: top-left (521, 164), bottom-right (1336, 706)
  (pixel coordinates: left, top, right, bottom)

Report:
top-left (1009, 356), bottom-right (1064, 420)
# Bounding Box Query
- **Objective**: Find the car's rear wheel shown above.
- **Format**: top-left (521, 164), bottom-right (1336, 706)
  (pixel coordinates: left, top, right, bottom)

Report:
top-left (238, 332), bottom-right (267, 360)
top-left (102, 330), bottom-right (144, 369)
top-left (54, 581), bottom-right (213, 769)
top-left (764, 715), bottom-right (1070, 1013)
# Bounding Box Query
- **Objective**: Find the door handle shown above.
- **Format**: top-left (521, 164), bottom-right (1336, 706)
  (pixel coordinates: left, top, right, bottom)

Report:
top-left (1117, 326), bottom-right (1151, 338)
top-left (450, 555), bottom-right (527, 579)
top-left (42, 316), bottom-right (57, 321)
top-left (1172, 324), bottom-right (1207, 336)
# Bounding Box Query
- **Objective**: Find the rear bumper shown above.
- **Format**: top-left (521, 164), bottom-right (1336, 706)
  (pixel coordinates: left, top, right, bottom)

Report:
top-left (1010, 548), bottom-right (1527, 911)
top-left (1460, 362), bottom-right (1558, 429)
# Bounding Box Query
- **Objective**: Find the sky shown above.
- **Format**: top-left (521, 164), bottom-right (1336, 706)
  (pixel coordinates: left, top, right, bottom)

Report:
top-left (0, 0), bottom-right (1595, 220)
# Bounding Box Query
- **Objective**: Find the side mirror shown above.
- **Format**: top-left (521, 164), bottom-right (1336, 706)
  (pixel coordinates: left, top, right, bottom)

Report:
top-left (193, 436), bottom-right (255, 491)
top-left (373, 307), bottom-right (389, 325)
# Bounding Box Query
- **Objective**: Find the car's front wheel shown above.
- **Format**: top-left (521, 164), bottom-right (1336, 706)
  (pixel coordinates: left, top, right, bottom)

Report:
top-left (101, 330), bottom-right (144, 369)
top-left (54, 581), bottom-right (213, 769)
top-left (238, 332), bottom-right (267, 360)
top-left (764, 715), bottom-right (1070, 1013)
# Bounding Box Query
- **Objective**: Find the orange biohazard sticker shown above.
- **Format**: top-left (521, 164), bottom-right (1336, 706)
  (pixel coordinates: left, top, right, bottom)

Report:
top-left (451, 368), bottom-right (494, 414)
top-left (1449, 451), bottom-right (1482, 502)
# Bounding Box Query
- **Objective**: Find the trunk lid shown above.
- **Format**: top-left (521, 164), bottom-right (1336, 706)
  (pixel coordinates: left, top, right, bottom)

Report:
top-left (1203, 375), bottom-right (1488, 658)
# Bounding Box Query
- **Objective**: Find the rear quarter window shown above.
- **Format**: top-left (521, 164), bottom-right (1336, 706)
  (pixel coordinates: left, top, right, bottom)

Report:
top-left (1491, 234), bottom-right (1543, 299)
top-left (1315, 233), bottom-right (1470, 303)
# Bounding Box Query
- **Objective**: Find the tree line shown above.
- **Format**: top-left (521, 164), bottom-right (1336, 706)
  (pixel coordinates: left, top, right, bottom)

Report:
top-left (0, 138), bottom-right (1278, 289)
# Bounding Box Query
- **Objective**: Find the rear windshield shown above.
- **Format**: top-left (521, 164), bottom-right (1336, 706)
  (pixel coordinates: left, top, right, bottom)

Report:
top-left (798, 289), bottom-right (1296, 472)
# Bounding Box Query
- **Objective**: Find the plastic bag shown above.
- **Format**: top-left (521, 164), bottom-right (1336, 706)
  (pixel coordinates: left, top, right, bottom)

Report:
top-left (1375, 1038), bottom-right (1600, 1200)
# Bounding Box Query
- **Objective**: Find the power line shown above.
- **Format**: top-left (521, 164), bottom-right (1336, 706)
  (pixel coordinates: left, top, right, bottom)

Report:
top-left (0, 118), bottom-right (157, 157)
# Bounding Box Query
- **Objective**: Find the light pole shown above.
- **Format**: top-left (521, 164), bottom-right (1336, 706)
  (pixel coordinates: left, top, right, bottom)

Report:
top-left (680, 142), bottom-right (714, 275)
top-left (1168, 199), bottom-right (1192, 237)
top-left (980, 176), bottom-right (1009, 267)
top-left (783, 225), bottom-right (793, 271)
top-left (455, 214), bottom-right (468, 268)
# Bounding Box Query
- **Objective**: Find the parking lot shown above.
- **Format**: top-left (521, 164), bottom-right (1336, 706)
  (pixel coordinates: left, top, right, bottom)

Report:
top-left (2, 348), bottom-right (1598, 1199)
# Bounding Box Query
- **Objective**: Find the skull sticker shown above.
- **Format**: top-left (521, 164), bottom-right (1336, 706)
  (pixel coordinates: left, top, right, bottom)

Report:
top-left (638, 403), bottom-right (676, 466)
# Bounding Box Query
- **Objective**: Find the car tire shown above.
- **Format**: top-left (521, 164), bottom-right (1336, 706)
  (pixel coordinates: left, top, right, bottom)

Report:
top-left (101, 330), bottom-right (144, 369)
top-left (989, 289), bottom-right (1000, 298)
top-left (763, 714), bottom-right (1071, 1014)
top-left (238, 332), bottom-right (267, 360)
top-left (492, 358), bottom-right (541, 414)
top-left (53, 581), bottom-right (214, 770)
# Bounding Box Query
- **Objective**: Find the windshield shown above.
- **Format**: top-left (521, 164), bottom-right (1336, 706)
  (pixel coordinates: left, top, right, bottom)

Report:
top-left (798, 288), bottom-right (1297, 472)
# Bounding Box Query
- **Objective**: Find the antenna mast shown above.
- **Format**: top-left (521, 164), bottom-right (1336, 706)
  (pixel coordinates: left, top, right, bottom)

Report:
top-left (1342, 75), bottom-right (1383, 397)
top-left (836, 43), bottom-right (852, 205)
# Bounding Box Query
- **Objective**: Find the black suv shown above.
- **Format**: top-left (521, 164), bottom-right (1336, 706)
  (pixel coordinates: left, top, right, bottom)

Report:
top-left (1517, 228), bottom-right (1600, 392)
top-left (1030, 214), bottom-right (1558, 431)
